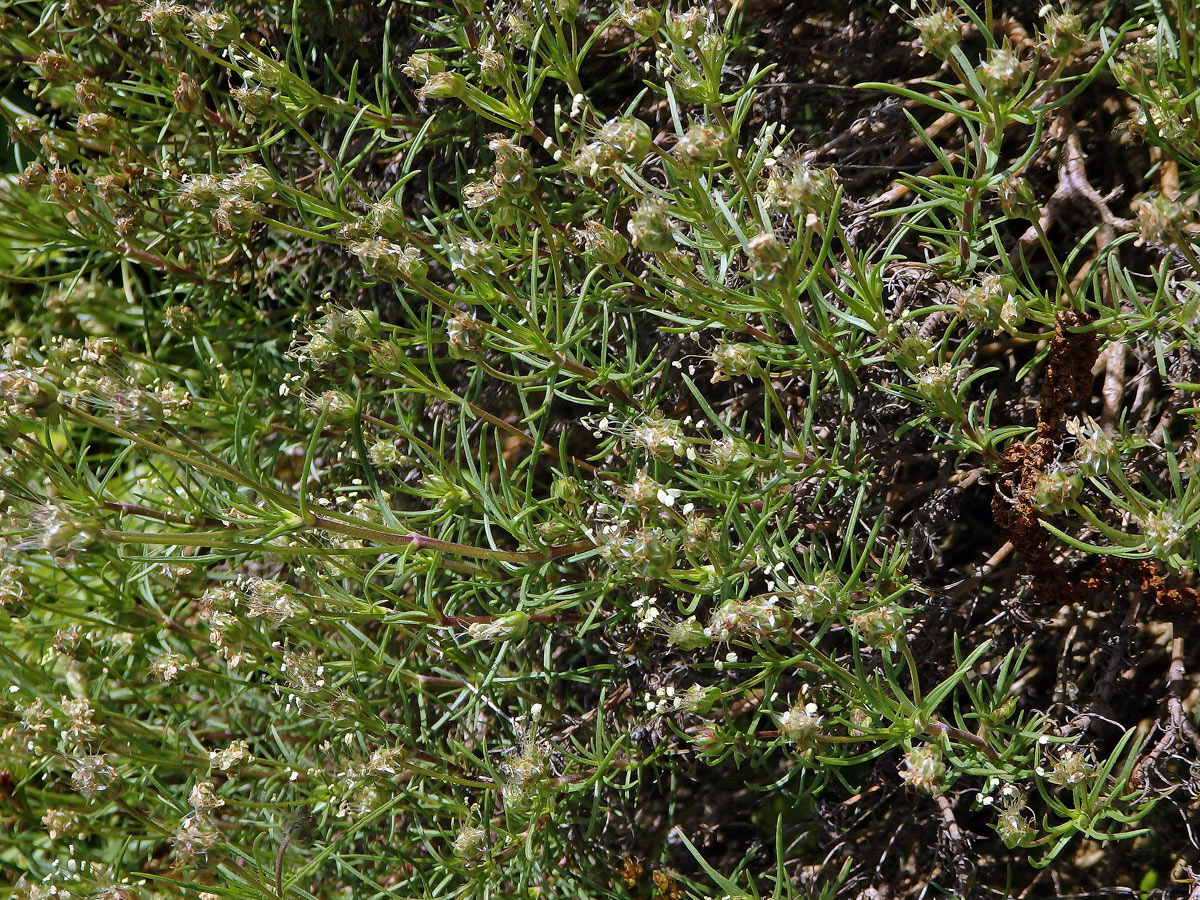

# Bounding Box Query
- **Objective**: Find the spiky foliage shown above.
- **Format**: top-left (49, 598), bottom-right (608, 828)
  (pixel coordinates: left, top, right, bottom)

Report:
top-left (1, 1), bottom-right (1199, 899)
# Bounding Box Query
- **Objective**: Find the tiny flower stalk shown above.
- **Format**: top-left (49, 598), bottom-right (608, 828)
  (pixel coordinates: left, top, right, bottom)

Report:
top-left (444, 609), bottom-right (581, 637)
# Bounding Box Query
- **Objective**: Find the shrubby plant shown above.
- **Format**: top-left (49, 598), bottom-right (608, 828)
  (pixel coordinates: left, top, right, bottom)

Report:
top-left (1, 0), bottom-right (1199, 897)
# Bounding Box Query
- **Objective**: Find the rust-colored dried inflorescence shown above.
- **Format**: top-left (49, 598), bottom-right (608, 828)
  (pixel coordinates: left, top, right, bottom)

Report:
top-left (995, 309), bottom-right (1100, 605)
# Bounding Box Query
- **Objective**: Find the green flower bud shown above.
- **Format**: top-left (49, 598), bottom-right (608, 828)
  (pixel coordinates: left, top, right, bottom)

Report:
top-left (1044, 9), bottom-right (1084, 58)
top-left (466, 611), bottom-right (530, 642)
top-left (349, 238), bottom-right (421, 282)
top-left (667, 617), bottom-right (711, 650)
top-left (697, 31), bottom-right (726, 60)
top-left (746, 232), bottom-right (788, 286)
top-left (452, 824), bottom-right (488, 861)
top-left (684, 515), bottom-right (716, 554)
top-left (676, 685), bottom-right (720, 714)
top-left (628, 199), bottom-right (675, 253)
top-left (447, 237), bottom-right (502, 277)
top-left (505, 10), bottom-right (535, 46)
top-left (747, 232), bottom-right (786, 268)
top-left (0, 563), bottom-right (29, 617)
top-left (367, 438), bottom-right (407, 468)
top-left (36, 50), bottom-right (77, 86)
top-left (214, 196), bottom-right (263, 235)
top-left (579, 221), bottom-right (629, 265)
top-left (1139, 509), bottom-right (1187, 563)
top-left (75, 79), bottom-right (103, 112)
top-left (477, 45), bottom-right (506, 86)
top-left (33, 504), bottom-right (98, 561)
top-left (1066, 415), bottom-right (1120, 478)
top-left (231, 86), bottom-right (279, 124)
top-left (397, 245), bottom-right (428, 282)
top-left (1032, 468), bottom-right (1081, 515)
top-left (107, 387), bottom-right (165, 430)
top-left (792, 574), bottom-right (842, 621)
top-left (488, 135), bottom-right (535, 196)
top-left (597, 117), bottom-right (653, 165)
top-left (1045, 748), bottom-right (1095, 787)
top-left (977, 45), bottom-right (1027, 95)
top-left (179, 173), bottom-right (222, 209)
top-left (850, 604), bottom-right (907, 650)
top-left (306, 389), bottom-right (356, 425)
top-left (1132, 192), bottom-right (1190, 244)
top-left (671, 69), bottom-right (712, 104)
top-left (995, 797), bottom-right (1035, 849)
top-left (446, 313), bottom-right (486, 360)
top-left (140, 1), bottom-right (189, 36)
top-left (957, 273), bottom-right (1026, 333)
top-left (631, 528), bottom-right (677, 577)
top-left (417, 72), bottom-right (467, 101)
top-left (402, 53), bottom-right (445, 83)
top-left (76, 112), bottom-right (117, 138)
top-left (765, 160), bottom-right (838, 216)
top-left (993, 696), bottom-right (1017, 722)
top-left (628, 415), bottom-right (686, 462)
top-left (690, 724), bottom-right (740, 761)
top-left (708, 436), bottom-right (753, 474)
top-left (914, 363), bottom-right (960, 416)
top-left (663, 7), bottom-right (708, 47)
top-left (49, 168), bottom-right (85, 207)
top-left (710, 343), bottom-right (759, 383)
top-left (551, 475), bottom-right (580, 503)
top-left (619, 469), bottom-right (666, 511)
top-left (71, 754), bottom-right (118, 799)
top-left (224, 163), bottom-right (275, 201)
top-left (599, 527), bottom-right (677, 578)
top-left (675, 123), bottom-right (723, 164)
top-left (173, 70), bottom-right (202, 113)
top-left (994, 173), bottom-right (1038, 220)
top-left (654, 249), bottom-right (695, 278)
top-left (619, 6), bottom-right (662, 38)
top-left (912, 7), bottom-right (962, 61)
top-left (10, 114), bottom-right (47, 145)
top-left (18, 162), bottom-right (48, 189)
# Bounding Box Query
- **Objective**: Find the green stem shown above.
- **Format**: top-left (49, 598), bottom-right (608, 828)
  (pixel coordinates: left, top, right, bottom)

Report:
top-left (63, 402), bottom-right (594, 564)
top-left (1031, 217), bottom-right (1077, 306)
top-left (713, 105), bottom-right (763, 225)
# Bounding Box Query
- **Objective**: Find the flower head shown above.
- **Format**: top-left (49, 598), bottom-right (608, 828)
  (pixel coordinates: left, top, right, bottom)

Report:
top-left (777, 700), bottom-right (822, 750)
top-left (912, 7), bottom-right (962, 60)
top-left (71, 754), bottom-right (118, 799)
top-left (900, 744), bottom-right (946, 793)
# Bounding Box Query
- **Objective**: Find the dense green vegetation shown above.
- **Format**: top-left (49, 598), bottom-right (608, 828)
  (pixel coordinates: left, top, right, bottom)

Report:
top-left (2, 0), bottom-right (1199, 897)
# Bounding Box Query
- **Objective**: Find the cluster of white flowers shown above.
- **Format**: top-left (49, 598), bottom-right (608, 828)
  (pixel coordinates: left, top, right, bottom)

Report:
top-left (632, 594), bottom-right (661, 631)
top-left (644, 683), bottom-right (677, 714)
